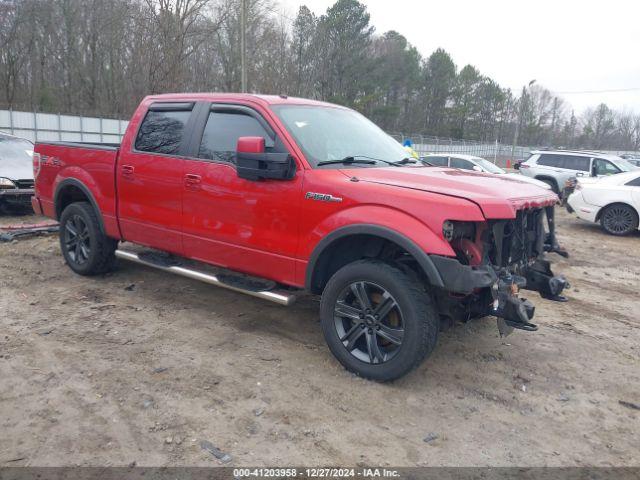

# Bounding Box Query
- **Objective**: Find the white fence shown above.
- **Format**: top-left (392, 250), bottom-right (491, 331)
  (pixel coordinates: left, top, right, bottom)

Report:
top-left (388, 133), bottom-right (531, 167)
top-left (389, 132), bottom-right (640, 167)
top-left (0, 109), bottom-right (129, 143)
top-left (3, 109), bottom-right (636, 164)
top-left (414, 141), bottom-right (529, 164)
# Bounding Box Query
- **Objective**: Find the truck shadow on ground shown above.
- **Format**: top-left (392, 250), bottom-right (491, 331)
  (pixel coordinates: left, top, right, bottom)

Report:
top-left (110, 259), bottom-right (506, 385)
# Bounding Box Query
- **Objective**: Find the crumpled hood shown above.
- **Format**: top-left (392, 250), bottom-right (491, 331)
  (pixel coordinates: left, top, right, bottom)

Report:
top-left (341, 167), bottom-right (558, 218)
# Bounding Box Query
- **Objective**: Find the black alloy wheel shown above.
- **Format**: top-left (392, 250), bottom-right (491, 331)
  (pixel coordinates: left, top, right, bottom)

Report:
top-left (59, 202), bottom-right (117, 275)
top-left (320, 259), bottom-right (438, 382)
top-left (64, 214), bottom-right (91, 265)
top-left (334, 281), bottom-right (404, 365)
top-left (601, 204), bottom-right (638, 236)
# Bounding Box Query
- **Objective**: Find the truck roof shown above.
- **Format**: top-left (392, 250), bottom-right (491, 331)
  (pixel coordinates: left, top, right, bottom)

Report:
top-left (144, 92), bottom-right (343, 109)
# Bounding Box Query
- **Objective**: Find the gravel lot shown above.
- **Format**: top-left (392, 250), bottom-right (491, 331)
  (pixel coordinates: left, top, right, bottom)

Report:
top-left (1, 209), bottom-right (639, 467)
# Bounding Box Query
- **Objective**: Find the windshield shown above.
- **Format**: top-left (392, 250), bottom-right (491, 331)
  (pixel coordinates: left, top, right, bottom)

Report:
top-left (0, 135), bottom-right (33, 164)
top-left (272, 105), bottom-right (410, 168)
top-left (474, 157), bottom-right (505, 174)
top-left (615, 158), bottom-right (639, 171)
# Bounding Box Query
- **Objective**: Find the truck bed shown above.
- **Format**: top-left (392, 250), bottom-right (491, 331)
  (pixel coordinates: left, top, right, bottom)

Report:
top-left (34, 141), bottom-right (122, 238)
top-left (37, 141), bottom-right (120, 150)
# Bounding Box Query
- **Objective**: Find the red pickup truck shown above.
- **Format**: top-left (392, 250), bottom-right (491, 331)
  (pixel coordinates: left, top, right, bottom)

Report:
top-left (32, 93), bottom-right (568, 381)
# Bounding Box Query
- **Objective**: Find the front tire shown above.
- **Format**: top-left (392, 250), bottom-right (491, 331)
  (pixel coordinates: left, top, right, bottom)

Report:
top-left (320, 260), bottom-right (438, 382)
top-left (600, 204), bottom-right (638, 236)
top-left (59, 202), bottom-right (117, 275)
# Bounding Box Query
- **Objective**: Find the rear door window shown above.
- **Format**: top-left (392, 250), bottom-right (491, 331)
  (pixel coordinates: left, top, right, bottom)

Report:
top-left (536, 154), bottom-right (561, 167)
top-left (450, 157), bottom-right (475, 170)
top-left (425, 156), bottom-right (448, 166)
top-left (198, 111), bottom-right (271, 164)
top-left (135, 104), bottom-right (193, 155)
top-left (538, 154), bottom-right (589, 171)
top-left (560, 156), bottom-right (590, 172)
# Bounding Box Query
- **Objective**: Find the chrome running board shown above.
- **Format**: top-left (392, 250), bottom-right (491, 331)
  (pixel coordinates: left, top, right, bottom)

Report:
top-left (115, 249), bottom-right (296, 306)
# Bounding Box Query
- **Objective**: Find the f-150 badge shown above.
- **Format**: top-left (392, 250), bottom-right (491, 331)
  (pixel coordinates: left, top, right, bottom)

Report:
top-left (305, 192), bottom-right (343, 203)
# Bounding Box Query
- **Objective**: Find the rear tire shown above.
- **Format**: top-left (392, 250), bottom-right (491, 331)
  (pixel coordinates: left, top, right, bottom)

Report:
top-left (59, 202), bottom-right (117, 275)
top-left (600, 204), bottom-right (638, 236)
top-left (320, 259), bottom-right (438, 382)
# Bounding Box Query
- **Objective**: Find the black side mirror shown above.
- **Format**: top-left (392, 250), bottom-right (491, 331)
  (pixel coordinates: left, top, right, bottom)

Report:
top-left (237, 151), bottom-right (295, 181)
top-left (513, 162), bottom-right (520, 170)
top-left (236, 136), bottom-right (295, 181)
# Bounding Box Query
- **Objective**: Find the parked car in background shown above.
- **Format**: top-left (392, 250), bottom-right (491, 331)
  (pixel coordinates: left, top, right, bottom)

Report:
top-left (620, 153), bottom-right (640, 167)
top-left (420, 153), bottom-right (552, 190)
top-left (518, 150), bottom-right (638, 195)
top-left (567, 170), bottom-right (640, 236)
top-left (0, 132), bottom-right (35, 213)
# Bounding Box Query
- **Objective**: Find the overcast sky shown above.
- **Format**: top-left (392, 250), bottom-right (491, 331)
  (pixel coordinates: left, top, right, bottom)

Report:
top-left (277, 0), bottom-right (640, 114)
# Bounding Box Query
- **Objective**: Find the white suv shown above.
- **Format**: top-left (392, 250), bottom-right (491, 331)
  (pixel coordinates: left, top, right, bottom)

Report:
top-left (518, 150), bottom-right (637, 194)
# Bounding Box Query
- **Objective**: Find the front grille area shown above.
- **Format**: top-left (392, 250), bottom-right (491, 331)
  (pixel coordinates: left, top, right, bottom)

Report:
top-left (14, 179), bottom-right (34, 189)
top-left (489, 208), bottom-right (545, 270)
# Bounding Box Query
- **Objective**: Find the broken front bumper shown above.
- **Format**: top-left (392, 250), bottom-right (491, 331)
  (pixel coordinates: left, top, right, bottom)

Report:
top-left (431, 255), bottom-right (568, 329)
top-left (430, 212), bottom-right (569, 339)
top-left (492, 261), bottom-right (569, 335)
top-left (430, 254), bottom-right (568, 335)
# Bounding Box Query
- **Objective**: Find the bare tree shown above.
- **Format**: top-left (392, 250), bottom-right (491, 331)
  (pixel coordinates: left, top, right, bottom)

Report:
top-left (0, 0), bottom-right (637, 151)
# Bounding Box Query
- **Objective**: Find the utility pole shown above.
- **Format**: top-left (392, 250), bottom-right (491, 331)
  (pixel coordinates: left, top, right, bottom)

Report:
top-left (240, 0), bottom-right (247, 93)
top-left (550, 96), bottom-right (559, 147)
top-left (511, 79), bottom-right (535, 162)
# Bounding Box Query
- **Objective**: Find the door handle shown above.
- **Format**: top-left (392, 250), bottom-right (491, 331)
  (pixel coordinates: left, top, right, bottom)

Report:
top-left (185, 173), bottom-right (202, 188)
top-left (122, 165), bottom-right (135, 175)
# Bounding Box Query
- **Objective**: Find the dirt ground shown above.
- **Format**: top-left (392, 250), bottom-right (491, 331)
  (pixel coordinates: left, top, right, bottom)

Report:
top-left (0, 208), bottom-right (639, 467)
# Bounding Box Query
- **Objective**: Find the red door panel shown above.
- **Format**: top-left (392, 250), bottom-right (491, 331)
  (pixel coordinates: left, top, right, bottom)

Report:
top-left (117, 152), bottom-right (184, 254)
top-left (182, 158), bottom-right (303, 285)
top-left (116, 102), bottom-right (194, 255)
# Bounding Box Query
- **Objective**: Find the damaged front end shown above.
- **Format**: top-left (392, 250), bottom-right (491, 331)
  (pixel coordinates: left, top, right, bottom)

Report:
top-left (432, 205), bottom-right (569, 336)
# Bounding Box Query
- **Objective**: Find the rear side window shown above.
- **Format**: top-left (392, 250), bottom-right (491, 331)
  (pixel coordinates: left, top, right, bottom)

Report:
top-left (198, 111), bottom-right (271, 164)
top-left (561, 156), bottom-right (590, 172)
top-left (538, 154), bottom-right (589, 171)
top-left (450, 157), bottom-right (475, 170)
top-left (135, 106), bottom-right (192, 155)
top-left (425, 156), bottom-right (448, 166)
top-left (626, 176), bottom-right (640, 186)
top-left (536, 154), bottom-right (560, 167)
